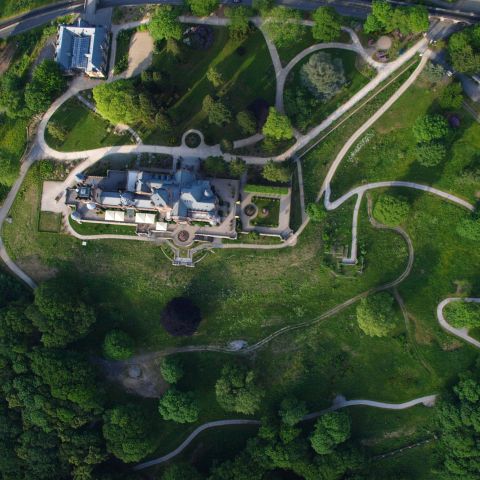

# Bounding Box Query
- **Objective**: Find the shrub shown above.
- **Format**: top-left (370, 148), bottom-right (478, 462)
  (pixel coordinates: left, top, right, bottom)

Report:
top-left (236, 110), bottom-right (257, 135)
top-left (229, 157), bottom-right (247, 177)
top-left (312, 7), bottom-right (342, 42)
top-left (262, 160), bottom-right (291, 183)
top-left (415, 142), bottom-right (447, 167)
top-left (310, 412), bottom-right (351, 455)
top-left (300, 52), bottom-right (346, 101)
top-left (456, 218), bottom-right (480, 241)
top-left (158, 389), bottom-right (199, 423)
top-left (445, 302), bottom-right (480, 328)
top-left (148, 6), bottom-right (182, 41)
top-left (202, 95), bottom-right (232, 126)
top-left (103, 330), bottom-right (135, 360)
top-left (160, 356), bottom-right (184, 384)
top-left (356, 292), bottom-right (397, 337)
top-left (373, 194), bottom-right (410, 225)
top-left (203, 156), bottom-right (228, 177)
top-left (262, 107), bottom-right (293, 141)
top-left (187, 0), bottom-right (218, 17)
top-left (307, 203), bottom-right (326, 222)
top-left (412, 114), bottom-right (449, 143)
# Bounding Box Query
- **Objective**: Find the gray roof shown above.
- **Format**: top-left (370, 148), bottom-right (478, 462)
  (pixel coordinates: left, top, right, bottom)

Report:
top-left (56, 22), bottom-right (108, 75)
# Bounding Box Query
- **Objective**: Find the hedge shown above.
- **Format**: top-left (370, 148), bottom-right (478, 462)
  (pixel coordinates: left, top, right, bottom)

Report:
top-left (243, 184), bottom-right (289, 195)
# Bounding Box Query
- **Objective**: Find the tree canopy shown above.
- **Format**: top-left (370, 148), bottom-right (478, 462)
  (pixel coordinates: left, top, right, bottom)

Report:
top-left (148, 6), bottom-right (183, 41)
top-left (456, 217), bottom-right (480, 241)
top-left (445, 301), bottom-right (480, 328)
top-left (262, 7), bottom-right (305, 47)
top-left (202, 95), bottom-right (232, 126)
top-left (300, 52), bottom-right (346, 101)
top-left (412, 114), bottom-right (449, 143)
top-left (373, 194), bottom-right (410, 226)
top-left (310, 412), bottom-right (351, 455)
top-left (187, 0), bottom-right (219, 17)
top-left (262, 160), bottom-right (291, 183)
top-left (356, 292), bottom-right (397, 337)
top-left (415, 142), bottom-right (447, 167)
top-left (160, 356), bottom-right (184, 384)
top-left (307, 203), bottom-right (327, 222)
top-left (279, 397), bottom-right (307, 426)
top-left (102, 404), bottom-right (156, 462)
top-left (312, 7), bottom-right (342, 42)
top-left (102, 330), bottom-right (135, 360)
top-left (215, 363), bottom-right (264, 414)
top-left (203, 156), bottom-right (228, 177)
top-left (262, 108), bottom-right (293, 141)
top-left (161, 297), bottom-right (202, 336)
top-left (448, 25), bottom-right (480, 74)
top-left (158, 388), bottom-right (200, 423)
top-left (439, 82), bottom-right (463, 110)
top-left (225, 6), bottom-right (252, 40)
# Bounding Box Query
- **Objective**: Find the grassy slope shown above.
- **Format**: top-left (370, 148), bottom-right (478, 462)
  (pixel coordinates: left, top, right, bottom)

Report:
top-left (46, 97), bottom-right (133, 151)
top-left (331, 77), bottom-right (479, 202)
top-left (145, 26), bottom-right (275, 144)
top-left (0, 0), bottom-right (59, 20)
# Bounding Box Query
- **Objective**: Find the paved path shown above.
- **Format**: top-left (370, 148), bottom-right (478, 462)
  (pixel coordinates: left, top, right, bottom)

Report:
top-left (437, 298), bottom-right (480, 349)
top-left (134, 393), bottom-right (437, 470)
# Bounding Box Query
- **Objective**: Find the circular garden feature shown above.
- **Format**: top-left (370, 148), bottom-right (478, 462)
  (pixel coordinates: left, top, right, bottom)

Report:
top-left (244, 204), bottom-right (256, 217)
top-left (161, 297), bottom-right (202, 337)
top-left (178, 230), bottom-right (190, 243)
top-left (185, 132), bottom-right (201, 148)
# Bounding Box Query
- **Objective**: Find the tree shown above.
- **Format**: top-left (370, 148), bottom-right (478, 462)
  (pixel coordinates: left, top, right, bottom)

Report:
top-left (161, 463), bottom-right (204, 480)
top-left (215, 363), bottom-right (264, 414)
top-left (373, 194), bottom-right (410, 226)
top-left (25, 60), bottom-right (66, 113)
top-left (279, 397), bottom-right (307, 426)
top-left (220, 138), bottom-right (234, 153)
top-left (156, 112), bottom-right (173, 133)
top-left (225, 6), bottom-right (251, 40)
top-left (415, 142), bottom-right (447, 167)
top-left (161, 297), bottom-right (202, 336)
top-left (252, 0), bottom-right (273, 15)
top-left (30, 278), bottom-right (96, 347)
top-left (300, 52), bottom-right (346, 101)
top-left (262, 108), bottom-right (293, 141)
top-left (160, 356), bottom-right (184, 384)
top-left (102, 330), bottom-right (135, 360)
top-left (356, 292), bottom-right (397, 337)
top-left (206, 67), bottom-right (224, 88)
top-left (203, 156), bottom-right (228, 177)
top-left (412, 114), bottom-right (449, 143)
top-left (456, 218), bottom-right (480, 241)
top-left (0, 71), bottom-right (25, 118)
top-left (307, 203), bottom-right (326, 222)
top-left (187, 0), bottom-right (219, 17)
top-left (448, 26), bottom-right (480, 74)
top-left (236, 110), bottom-right (257, 135)
top-left (93, 80), bottom-right (140, 125)
top-left (262, 160), bottom-right (291, 183)
top-left (422, 62), bottom-right (446, 83)
top-left (102, 405), bottom-right (156, 462)
top-left (148, 6), bottom-right (182, 41)
top-left (445, 302), bottom-right (480, 328)
top-left (262, 7), bottom-right (305, 47)
top-left (312, 7), bottom-right (342, 42)
top-left (439, 82), bottom-right (463, 110)
top-left (229, 157), bottom-right (247, 177)
top-left (202, 95), bottom-right (232, 126)
top-left (158, 388), bottom-right (199, 423)
top-left (310, 412), bottom-right (351, 455)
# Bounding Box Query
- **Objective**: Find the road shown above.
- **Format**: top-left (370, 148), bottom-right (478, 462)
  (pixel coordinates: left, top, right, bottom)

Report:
top-left (2, 0), bottom-right (480, 39)
top-left (133, 393), bottom-right (437, 470)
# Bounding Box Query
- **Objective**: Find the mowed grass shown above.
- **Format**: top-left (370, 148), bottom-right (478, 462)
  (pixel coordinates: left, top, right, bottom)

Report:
top-left (145, 26), bottom-right (275, 144)
top-left (68, 217), bottom-right (137, 236)
top-left (330, 77), bottom-right (479, 202)
top-left (251, 197), bottom-right (280, 227)
top-left (285, 48), bottom-right (372, 133)
top-left (46, 97), bottom-right (133, 151)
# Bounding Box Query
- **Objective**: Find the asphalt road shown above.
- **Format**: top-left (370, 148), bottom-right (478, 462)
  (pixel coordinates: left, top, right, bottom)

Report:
top-left (2, 0), bottom-right (480, 39)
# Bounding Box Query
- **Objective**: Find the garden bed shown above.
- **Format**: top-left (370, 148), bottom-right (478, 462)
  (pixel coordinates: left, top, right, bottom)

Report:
top-left (251, 197), bottom-right (280, 228)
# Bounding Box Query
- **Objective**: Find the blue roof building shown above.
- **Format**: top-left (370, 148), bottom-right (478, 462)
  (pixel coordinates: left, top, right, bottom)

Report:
top-left (55, 21), bottom-right (110, 78)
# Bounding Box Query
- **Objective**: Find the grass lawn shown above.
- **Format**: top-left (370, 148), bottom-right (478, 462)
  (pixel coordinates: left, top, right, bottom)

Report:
top-left (285, 48), bottom-right (372, 133)
top-left (38, 211), bottom-right (61, 233)
top-left (143, 26), bottom-right (275, 145)
top-left (330, 76), bottom-right (479, 202)
top-left (68, 217), bottom-right (137, 236)
top-left (45, 97), bottom-right (133, 151)
top-left (251, 197), bottom-right (280, 228)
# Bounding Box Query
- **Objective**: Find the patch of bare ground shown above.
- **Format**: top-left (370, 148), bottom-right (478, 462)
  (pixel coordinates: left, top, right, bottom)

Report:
top-left (17, 255), bottom-right (58, 283)
top-left (361, 426), bottom-right (417, 446)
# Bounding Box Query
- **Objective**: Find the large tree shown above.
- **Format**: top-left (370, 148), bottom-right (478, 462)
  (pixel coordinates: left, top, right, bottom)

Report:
top-left (158, 388), bottom-right (200, 423)
top-left (310, 412), bottom-right (351, 455)
top-left (300, 51), bottom-right (346, 101)
top-left (448, 26), bottom-right (480, 74)
top-left (262, 7), bottom-right (305, 47)
top-left (187, 0), bottom-right (219, 17)
top-left (412, 114), bottom-right (449, 143)
top-left (356, 292), bottom-right (397, 337)
top-left (312, 7), bottom-right (342, 42)
top-left (215, 363), bottom-right (264, 414)
top-left (262, 107), bottom-right (293, 141)
top-left (225, 6), bottom-right (252, 40)
top-left (29, 278), bottom-right (96, 347)
top-left (102, 404), bottom-right (156, 462)
top-left (148, 6), bottom-right (182, 41)
top-left (102, 330), bottom-right (135, 360)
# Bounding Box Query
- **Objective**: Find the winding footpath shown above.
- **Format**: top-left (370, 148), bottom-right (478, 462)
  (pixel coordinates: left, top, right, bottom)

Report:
top-left (134, 394), bottom-right (437, 470)
top-left (437, 298), bottom-right (480, 349)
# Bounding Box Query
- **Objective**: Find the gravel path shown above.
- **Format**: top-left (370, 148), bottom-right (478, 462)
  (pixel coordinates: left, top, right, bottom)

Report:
top-left (134, 393), bottom-right (437, 470)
